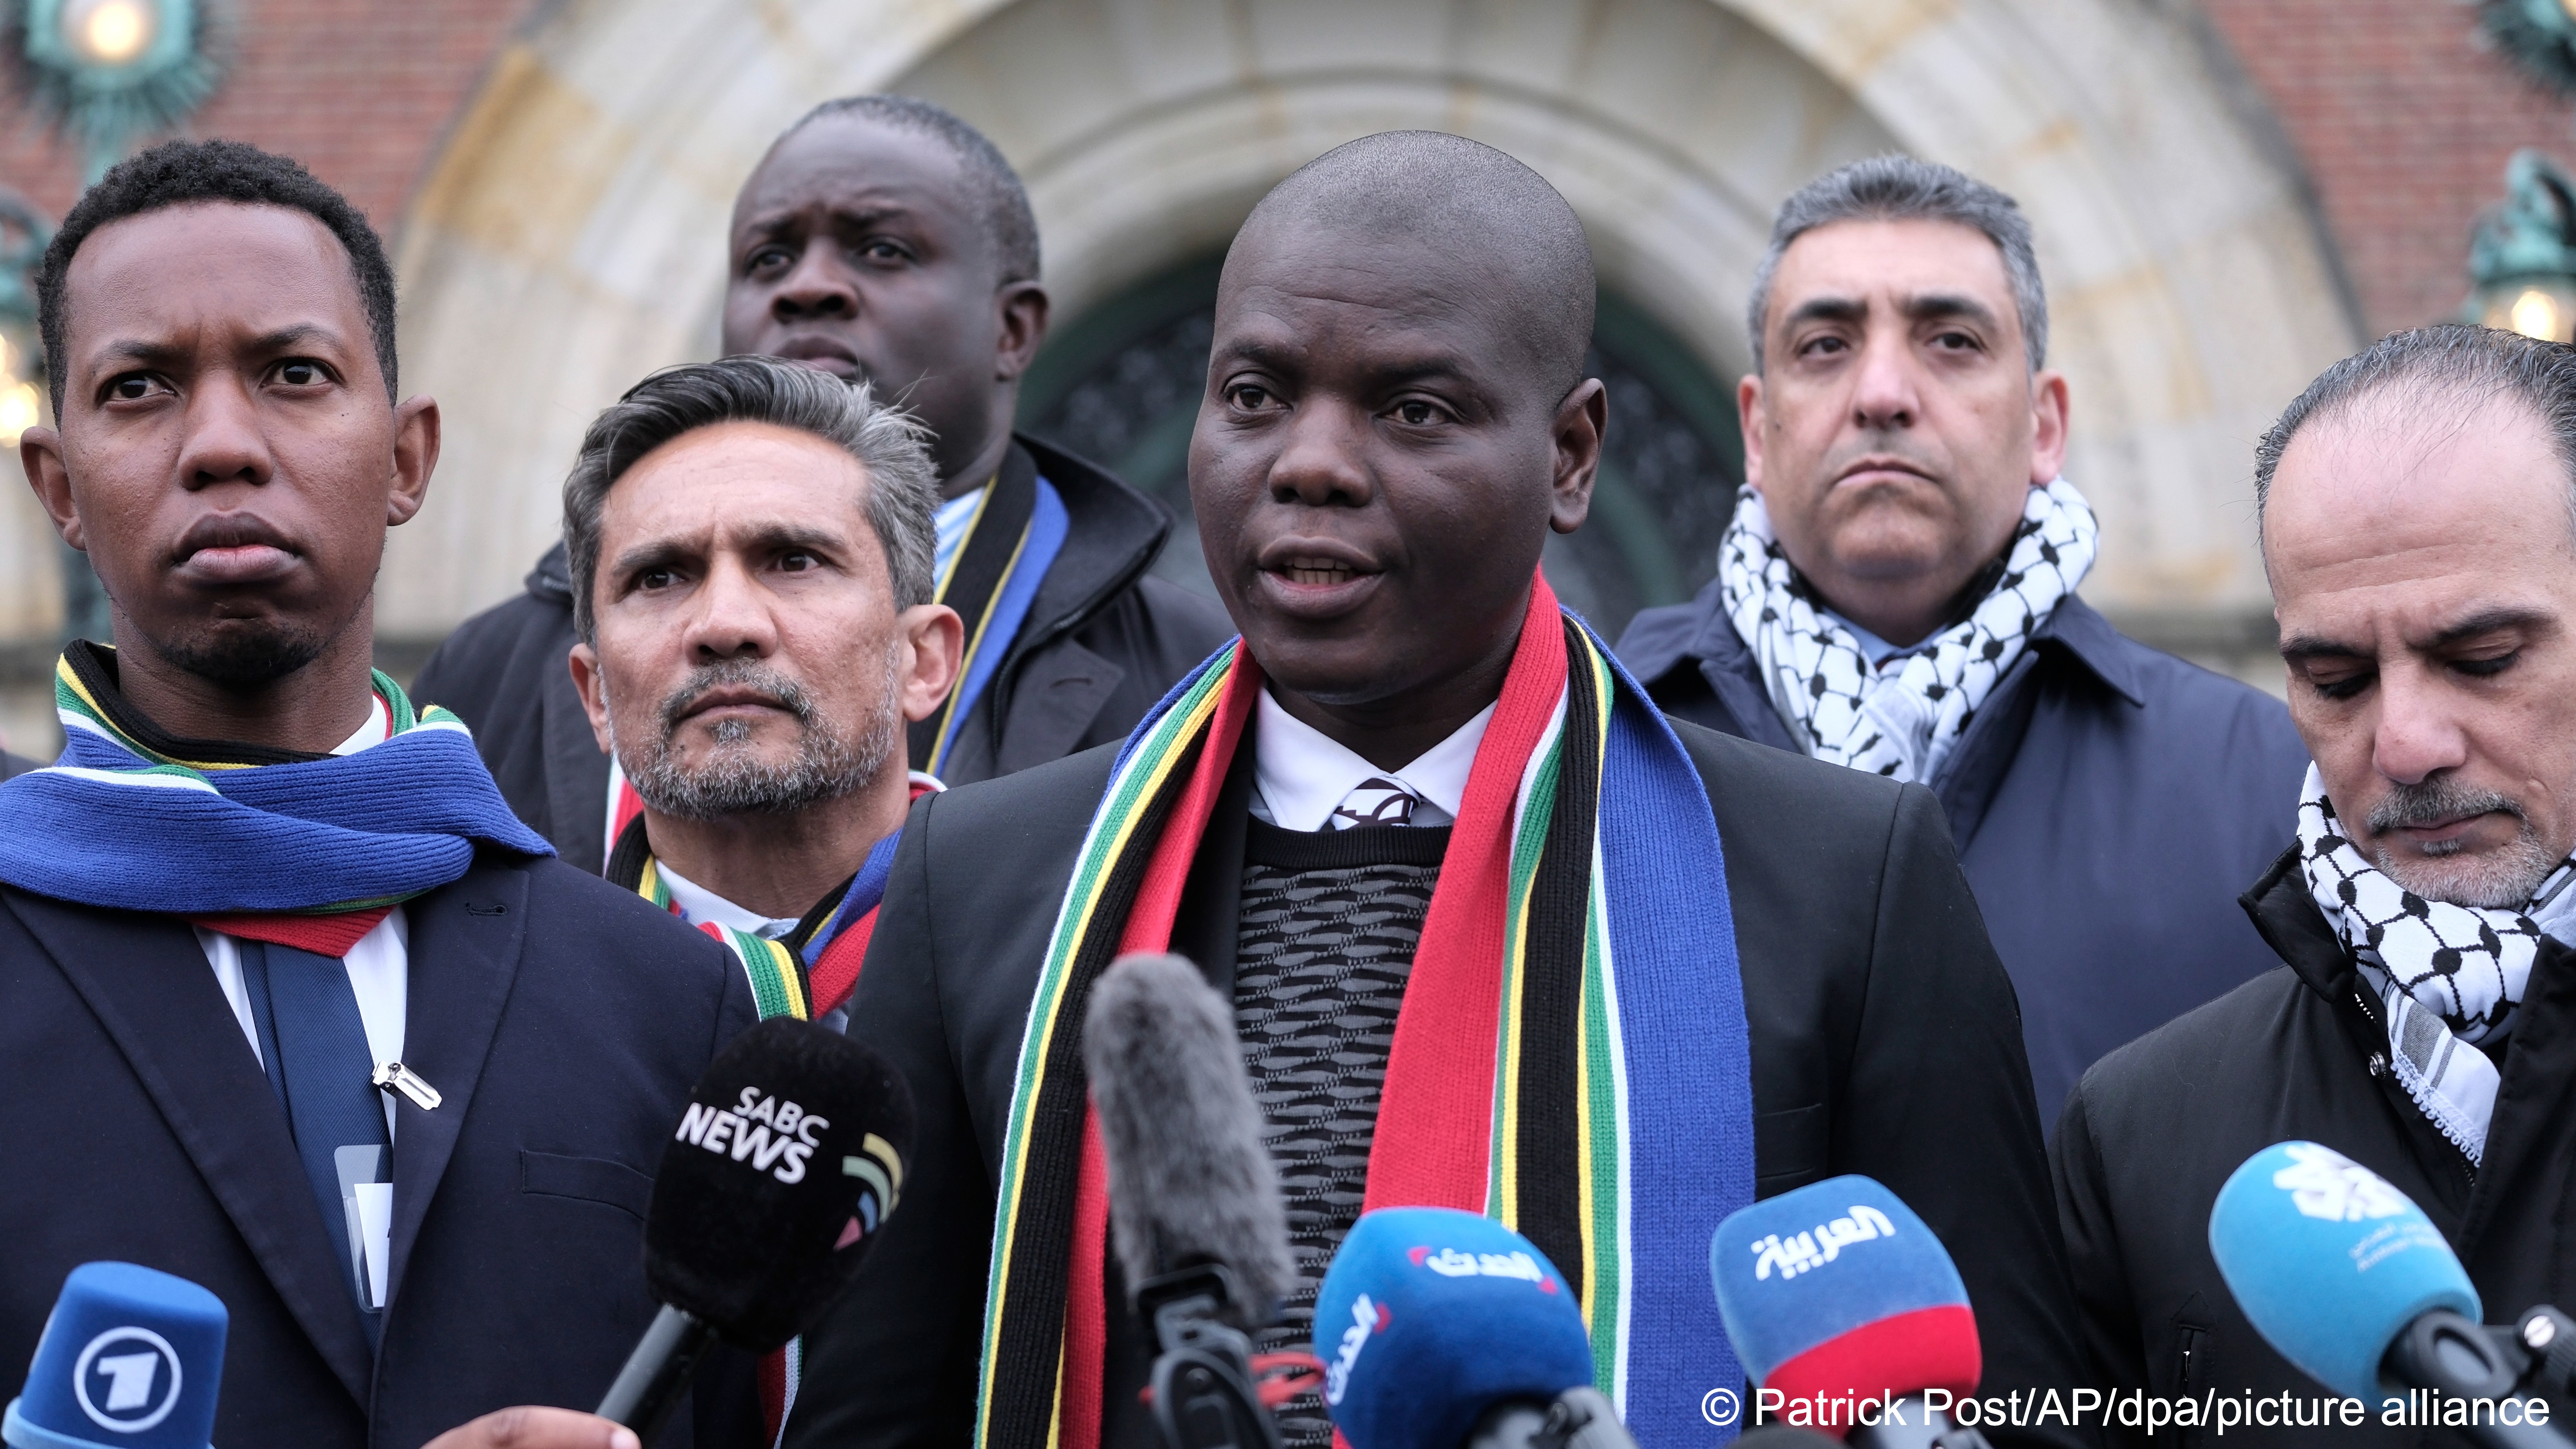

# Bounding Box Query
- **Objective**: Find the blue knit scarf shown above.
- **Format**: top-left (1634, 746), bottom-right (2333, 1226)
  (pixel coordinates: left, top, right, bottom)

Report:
top-left (0, 643), bottom-right (550, 916)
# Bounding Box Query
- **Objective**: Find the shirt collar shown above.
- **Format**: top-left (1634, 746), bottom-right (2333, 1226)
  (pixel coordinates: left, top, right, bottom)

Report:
top-left (1251, 686), bottom-right (1493, 832)
top-left (329, 693), bottom-right (392, 756)
top-left (652, 858), bottom-right (803, 940)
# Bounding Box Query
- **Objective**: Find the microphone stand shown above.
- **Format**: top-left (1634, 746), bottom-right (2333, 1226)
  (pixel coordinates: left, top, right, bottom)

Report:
top-left (2378, 1308), bottom-right (2576, 1449)
top-left (1136, 1264), bottom-right (1282, 1449)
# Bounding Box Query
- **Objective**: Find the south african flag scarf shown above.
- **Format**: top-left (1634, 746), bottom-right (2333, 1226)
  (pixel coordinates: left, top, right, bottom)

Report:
top-left (978, 577), bottom-right (1757, 1449)
top-left (0, 643), bottom-right (549, 935)
top-left (606, 777), bottom-right (930, 1448)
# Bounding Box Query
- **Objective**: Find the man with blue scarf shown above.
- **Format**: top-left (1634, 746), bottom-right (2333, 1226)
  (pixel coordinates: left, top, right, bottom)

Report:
top-left (788, 132), bottom-right (2090, 1449)
top-left (2, 140), bottom-right (762, 1449)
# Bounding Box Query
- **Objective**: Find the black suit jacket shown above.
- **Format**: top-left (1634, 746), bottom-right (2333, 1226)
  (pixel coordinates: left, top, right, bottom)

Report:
top-left (789, 720), bottom-right (2093, 1449)
top-left (0, 853), bottom-right (764, 1449)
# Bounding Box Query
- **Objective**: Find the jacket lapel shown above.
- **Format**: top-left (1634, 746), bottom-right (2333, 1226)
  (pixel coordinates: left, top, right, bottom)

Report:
top-left (4, 890), bottom-right (376, 1405)
top-left (384, 859), bottom-right (526, 1307)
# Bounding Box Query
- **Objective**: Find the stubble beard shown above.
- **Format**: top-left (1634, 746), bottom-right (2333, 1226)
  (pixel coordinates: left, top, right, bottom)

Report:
top-left (2367, 776), bottom-right (2567, 910)
top-left (610, 652), bottom-right (902, 822)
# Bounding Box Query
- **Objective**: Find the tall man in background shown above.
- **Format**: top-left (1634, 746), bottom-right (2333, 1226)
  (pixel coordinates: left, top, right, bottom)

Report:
top-left (564, 356), bottom-right (961, 1025)
top-left (1619, 156), bottom-right (2310, 1115)
top-left (419, 97), bottom-right (1231, 867)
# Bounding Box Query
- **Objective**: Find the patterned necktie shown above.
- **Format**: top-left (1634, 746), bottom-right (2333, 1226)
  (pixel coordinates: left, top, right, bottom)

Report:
top-left (239, 940), bottom-right (392, 1340)
top-left (1329, 777), bottom-right (1422, 829)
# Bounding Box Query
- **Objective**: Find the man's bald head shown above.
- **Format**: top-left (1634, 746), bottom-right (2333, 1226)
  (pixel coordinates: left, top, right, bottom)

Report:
top-left (1225, 131), bottom-right (1596, 400)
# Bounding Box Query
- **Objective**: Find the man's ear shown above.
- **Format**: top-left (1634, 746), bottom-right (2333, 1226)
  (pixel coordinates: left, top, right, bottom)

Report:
top-left (566, 641), bottom-right (615, 754)
top-left (1548, 377), bottom-right (1606, 535)
top-left (387, 395), bottom-right (440, 527)
top-left (994, 282), bottom-right (1050, 384)
top-left (1737, 373), bottom-right (1767, 498)
top-left (2026, 369), bottom-right (2070, 485)
top-left (19, 425), bottom-right (84, 550)
top-left (898, 603), bottom-right (966, 723)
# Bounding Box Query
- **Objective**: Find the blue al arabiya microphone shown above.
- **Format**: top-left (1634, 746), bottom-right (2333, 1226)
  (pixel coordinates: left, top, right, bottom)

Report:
top-left (1711, 1176), bottom-right (1982, 1448)
top-left (4, 1262), bottom-right (226, 1449)
top-left (1314, 1207), bottom-right (1631, 1449)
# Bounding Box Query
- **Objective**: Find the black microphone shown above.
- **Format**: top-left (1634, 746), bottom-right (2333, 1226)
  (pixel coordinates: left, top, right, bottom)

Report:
top-left (594, 1016), bottom-right (916, 1444)
top-left (1084, 952), bottom-right (1295, 1449)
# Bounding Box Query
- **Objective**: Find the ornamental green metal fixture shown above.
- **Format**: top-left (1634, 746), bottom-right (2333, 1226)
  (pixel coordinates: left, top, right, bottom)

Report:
top-left (2481, 0), bottom-right (2576, 97)
top-left (2464, 150), bottom-right (2576, 343)
top-left (6, 0), bottom-right (225, 182)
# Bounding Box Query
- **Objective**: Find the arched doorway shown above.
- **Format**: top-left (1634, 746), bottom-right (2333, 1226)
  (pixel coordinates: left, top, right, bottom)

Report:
top-left (384, 0), bottom-right (2361, 653)
top-left (1018, 257), bottom-right (1743, 640)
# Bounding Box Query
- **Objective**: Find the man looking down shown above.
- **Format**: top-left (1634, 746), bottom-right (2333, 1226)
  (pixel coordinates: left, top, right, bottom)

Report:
top-left (1619, 157), bottom-right (2308, 1117)
top-left (791, 131), bottom-right (2088, 1449)
top-left (2055, 327), bottom-right (2576, 1443)
top-left (0, 140), bottom-right (759, 1448)
top-left (564, 356), bottom-right (962, 1023)
top-left (417, 97), bottom-right (1231, 867)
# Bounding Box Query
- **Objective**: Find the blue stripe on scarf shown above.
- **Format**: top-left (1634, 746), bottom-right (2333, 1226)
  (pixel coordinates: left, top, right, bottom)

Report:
top-left (935, 477), bottom-right (1070, 765)
top-left (1591, 626), bottom-right (1756, 1443)
top-left (803, 827), bottom-right (905, 967)
top-left (0, 721), bottom-right (550, 913)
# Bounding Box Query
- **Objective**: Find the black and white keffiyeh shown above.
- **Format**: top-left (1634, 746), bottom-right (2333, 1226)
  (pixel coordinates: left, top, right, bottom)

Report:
top-left (2297, 765), bottom-right (2576, 1163)
top-left (1719, 478), bottom-right (2099, 785)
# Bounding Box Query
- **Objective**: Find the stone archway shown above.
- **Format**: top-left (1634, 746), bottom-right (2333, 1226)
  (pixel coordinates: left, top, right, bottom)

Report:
top-left (382, 0), bottom-right (2359, 649)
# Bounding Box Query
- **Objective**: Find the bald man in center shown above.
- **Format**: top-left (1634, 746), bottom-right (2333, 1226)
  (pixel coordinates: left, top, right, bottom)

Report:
top-left (788, 133), bottom-right (2091, 1449)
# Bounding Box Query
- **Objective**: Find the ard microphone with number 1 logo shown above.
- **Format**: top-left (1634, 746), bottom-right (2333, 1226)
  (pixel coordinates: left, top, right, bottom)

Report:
top-left (1711, 1176), bottom-right (1986, 1448)
top-left (3, 1262), bottom-right (226, 1449)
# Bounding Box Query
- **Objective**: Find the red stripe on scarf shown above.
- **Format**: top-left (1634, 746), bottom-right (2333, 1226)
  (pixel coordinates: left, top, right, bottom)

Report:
top-left (809, 908), bottom-right (877, 1018)
top-left (1053, 579), bottom-right (1562, 1444)
top-left (188, 904), bottom-right (397, 958)
top-left (1364, 579), bottom-right (1566, 1211)
top-left (1059, 658), bottom-right (1262, 1449)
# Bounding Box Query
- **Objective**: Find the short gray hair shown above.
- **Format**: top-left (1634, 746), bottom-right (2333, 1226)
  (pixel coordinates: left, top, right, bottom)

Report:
top-left (2253, 324), bottom-right (2576, 542)
top-left (1746, 155), bottom-right (2048, 373)
top-left (564, 355), bottom-right (942, 642)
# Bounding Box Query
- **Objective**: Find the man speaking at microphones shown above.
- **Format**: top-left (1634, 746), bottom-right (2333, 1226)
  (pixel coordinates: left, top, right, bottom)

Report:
top-left (791, 131), bottom-right (2090, 1449)
top-left (1, 141), bottom-right (762, 1447)
top-left (2054, 327), bottom-right (2576, 1442)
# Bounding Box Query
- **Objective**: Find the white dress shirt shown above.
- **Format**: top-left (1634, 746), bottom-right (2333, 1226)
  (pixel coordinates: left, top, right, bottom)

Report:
top-left (1250, 686), bottom-right (1493, 832)
top-left (200, 694), bottom-right (407, 1136)
top-left (655, 859), bottom-right (801, 940)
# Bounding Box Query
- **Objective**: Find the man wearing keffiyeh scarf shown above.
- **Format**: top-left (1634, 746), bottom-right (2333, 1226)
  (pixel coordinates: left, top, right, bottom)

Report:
top-left (2053, 325), bottom-right (2576, 1442)
top-left (1621, 157), bottom-right (2307, 1116)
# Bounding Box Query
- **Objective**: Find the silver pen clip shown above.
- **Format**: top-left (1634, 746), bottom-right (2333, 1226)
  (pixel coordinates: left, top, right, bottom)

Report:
top-left (371, 1061), bottom-right (443, 1111)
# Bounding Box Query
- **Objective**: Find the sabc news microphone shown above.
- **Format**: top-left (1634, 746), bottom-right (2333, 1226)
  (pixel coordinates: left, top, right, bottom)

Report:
top-left (594, 1016), bottom-right (916, 1444)
top-left (4, 1262), bottom-right (226, 1449)
top-left (1311, 1206), bottom-right (1637, 1449)
top-left (1084, 952), bottom-right (1296, 1449)
top-left (1711, 1175), bottom-right (1989, 1449)
top-left (2210, 1140), bottom-right (2575, 1449)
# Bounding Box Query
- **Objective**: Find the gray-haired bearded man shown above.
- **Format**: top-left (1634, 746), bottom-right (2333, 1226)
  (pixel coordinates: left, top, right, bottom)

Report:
top-left (2055, 326), bottom-right (2576, 1444)
top-left (562, 355), bottom-right (962, 1026)
top-left (1619, 155), bottom-right (2310, 1116)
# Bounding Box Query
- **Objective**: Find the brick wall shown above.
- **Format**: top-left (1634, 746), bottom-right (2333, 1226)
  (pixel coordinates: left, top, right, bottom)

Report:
top-left (4, 2), bottom-right (2567, 345)
top-left (2201, 0), bottom-right (2576, 337)
top-left (0, 0), bottom-right (537, 234)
